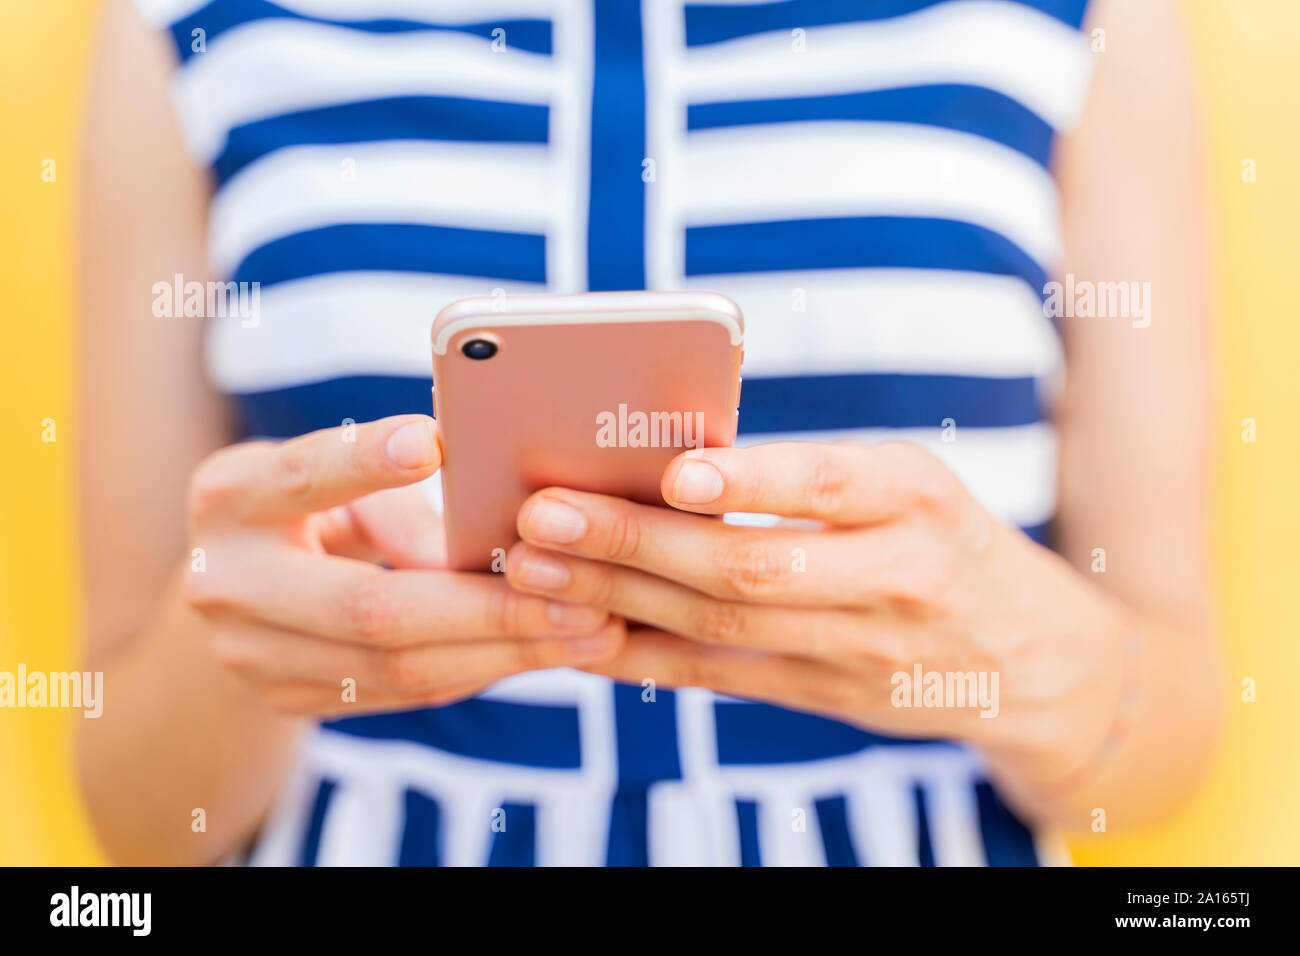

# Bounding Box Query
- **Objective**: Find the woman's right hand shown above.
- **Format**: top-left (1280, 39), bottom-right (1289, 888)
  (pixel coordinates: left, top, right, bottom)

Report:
top-left (182, 414), bottom-right (623, 718)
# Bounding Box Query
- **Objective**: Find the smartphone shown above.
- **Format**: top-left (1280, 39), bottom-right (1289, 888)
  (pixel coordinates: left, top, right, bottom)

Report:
top-left (430, 291), bottom-right (744, 571)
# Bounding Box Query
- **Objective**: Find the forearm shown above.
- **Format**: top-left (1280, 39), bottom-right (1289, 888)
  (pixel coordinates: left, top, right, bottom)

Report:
top-left (77, 569), bottom-right (306, 865)
top-left (1011, 0), bottom-right (1218, 831)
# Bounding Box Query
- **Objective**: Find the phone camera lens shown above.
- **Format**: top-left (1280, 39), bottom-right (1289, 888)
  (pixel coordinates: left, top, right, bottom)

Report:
top-left (461, 338), bottom-right (498, 360)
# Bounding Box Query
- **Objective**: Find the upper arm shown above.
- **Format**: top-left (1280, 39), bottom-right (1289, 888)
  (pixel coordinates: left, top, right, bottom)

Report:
top-left (1054, 0), bottom-right (1212, 622)
top-left (78, 0), bottom-right (233, 660)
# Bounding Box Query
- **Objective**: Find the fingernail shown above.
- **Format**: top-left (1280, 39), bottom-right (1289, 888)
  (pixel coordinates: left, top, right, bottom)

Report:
top-left (671, 459), bottom-right (724, 504)
top-left (386, 420), bottom-right (436, 470)
top-left (564, 630), bottom-right (615, 662)
top-left (518, 553), bottom-right (572, 590)
top-left (525, 499), bottom-right (587, 544)
top-left (547, 601), bottom-right (606, 629)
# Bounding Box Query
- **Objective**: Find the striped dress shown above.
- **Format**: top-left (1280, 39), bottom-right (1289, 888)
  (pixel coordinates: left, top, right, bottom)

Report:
top-left (135, 0), bottom-right (1095, 866)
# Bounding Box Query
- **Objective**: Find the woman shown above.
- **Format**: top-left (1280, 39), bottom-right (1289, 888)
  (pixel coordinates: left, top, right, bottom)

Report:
top-left (77, 0), bottom-right (1219, 865)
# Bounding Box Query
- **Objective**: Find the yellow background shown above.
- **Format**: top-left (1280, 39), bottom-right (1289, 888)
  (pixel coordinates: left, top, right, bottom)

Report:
top-left (1, 0), bottom-right (1296, 865)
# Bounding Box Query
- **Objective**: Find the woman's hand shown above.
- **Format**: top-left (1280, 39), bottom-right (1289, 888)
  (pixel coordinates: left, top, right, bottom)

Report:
top-left (505, 441), bottom-right (1134, 794)
top-left (183, 414), bottom-right (623, 718)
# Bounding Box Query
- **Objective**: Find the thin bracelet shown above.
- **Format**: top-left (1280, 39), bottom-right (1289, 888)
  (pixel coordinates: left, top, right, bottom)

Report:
top-left (1032, 628), bottom-right (1144, 801)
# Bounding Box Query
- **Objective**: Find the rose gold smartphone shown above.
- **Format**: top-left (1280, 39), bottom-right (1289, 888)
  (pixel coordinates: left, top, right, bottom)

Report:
top-left (431, 291), bottom-right (744, 571)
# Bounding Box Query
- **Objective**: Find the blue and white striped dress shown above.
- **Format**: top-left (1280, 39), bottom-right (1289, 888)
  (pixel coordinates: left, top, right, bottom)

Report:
top-left (135, 0), bottom-right (1095, 866)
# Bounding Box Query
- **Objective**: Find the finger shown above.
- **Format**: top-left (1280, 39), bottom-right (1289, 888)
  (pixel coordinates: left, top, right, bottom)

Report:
top-left (212, 619), bottom-right (625, 699)
top-left (660, 441), bottom-right (963, 524)
top-left (188, 547), bottom-right (613, 646)
top-left (190, 414), bottom-right (441, 525)
top-left (506, 542), bottom-right (889, 658)
top-left (516, 487), bottom-right (880, 604)
top-left (316, 483), bottom-right (446, 569)
top-left (314, 504), bottom-right (388, 565)
top-left (257, 679), bottom-right (492, 719)
top-left (580, 627), bottom-right (859, 721)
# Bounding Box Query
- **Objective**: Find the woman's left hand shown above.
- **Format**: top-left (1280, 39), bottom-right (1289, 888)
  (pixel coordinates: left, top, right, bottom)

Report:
top-left (505, 441), bottom-right (1129, 788)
